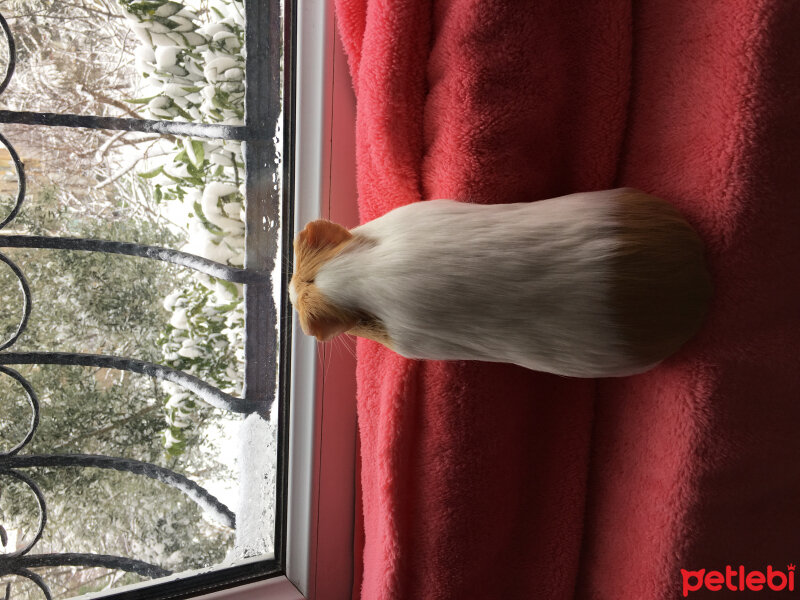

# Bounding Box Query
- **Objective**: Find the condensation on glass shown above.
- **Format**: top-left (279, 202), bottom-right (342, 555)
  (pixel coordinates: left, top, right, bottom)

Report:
top-left (0, 1), bottom-right (286, 598)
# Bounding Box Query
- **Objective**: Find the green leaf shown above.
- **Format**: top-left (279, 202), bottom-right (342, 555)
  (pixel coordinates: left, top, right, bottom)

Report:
top-left (211, 93), bottom-right (226, 110)
top-left (174, 149), bottom-right (189, 165)
top-left (185, 162), bottom-right (203, 178)
top-left (172, 104), bottom-right (194, 122)
top-left (217, 279), bottom-right (240, 300)
top-left (214, 301), bottom-right (240, 313)
top-left (192, 201), bottom-right (224, 235)
top-left (138, 165), bottom-right (164, 179)
top-left (124, 95), bottom-right (159, 105)
top-left (161, 171), bottom-right (186, 185)
top-left (191, 140), bottom-right (205, 168)
top-left (181, 139), bottom-right (206, 170)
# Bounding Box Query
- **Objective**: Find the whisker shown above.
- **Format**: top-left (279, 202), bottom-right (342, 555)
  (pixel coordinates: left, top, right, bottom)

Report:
top-left (339, 334), bottom-right (357, 360)
top-left (331, 335), bottom-right (344, 360)
top-left (325, 338), bottom-right (334, 382)
top-left (319, 340), bottom-right (333, 393)
top-left (317, 339), bottom-right (325, 387)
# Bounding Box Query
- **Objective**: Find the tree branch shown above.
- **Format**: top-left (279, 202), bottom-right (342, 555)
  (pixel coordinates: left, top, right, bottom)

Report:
top-left (52, 404), bottom-right (160, 451)
top-left (77, 85), bottom-right (143, 120)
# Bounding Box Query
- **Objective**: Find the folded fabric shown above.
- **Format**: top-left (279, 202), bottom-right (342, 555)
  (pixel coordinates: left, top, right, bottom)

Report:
top-left (578, 2), bottom-right (800, 597)
top-left (334, 0), bottom-right (800, 597)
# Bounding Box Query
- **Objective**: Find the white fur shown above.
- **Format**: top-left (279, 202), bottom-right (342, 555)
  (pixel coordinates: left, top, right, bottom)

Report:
top-left (315, 189), bottom-right (659, 377)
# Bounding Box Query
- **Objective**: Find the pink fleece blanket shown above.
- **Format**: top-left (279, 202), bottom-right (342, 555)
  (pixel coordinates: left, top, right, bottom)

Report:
top-left (333, 0), bottom-right (800, 598)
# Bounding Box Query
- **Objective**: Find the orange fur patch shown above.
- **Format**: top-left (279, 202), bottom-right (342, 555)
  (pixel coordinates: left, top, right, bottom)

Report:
top-left (291, 220), bottom-right (392, 345)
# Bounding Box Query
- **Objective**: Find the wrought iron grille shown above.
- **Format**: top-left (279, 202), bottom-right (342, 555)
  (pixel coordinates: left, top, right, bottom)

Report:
top-left (0, 0), bottom-right (293, 597)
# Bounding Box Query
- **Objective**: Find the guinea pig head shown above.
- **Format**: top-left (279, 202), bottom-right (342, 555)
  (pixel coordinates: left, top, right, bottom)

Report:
top-left (289, 219), bottom-right (360, 342)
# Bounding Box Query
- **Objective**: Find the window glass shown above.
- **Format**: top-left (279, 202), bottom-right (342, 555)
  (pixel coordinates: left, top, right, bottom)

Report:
top-left (0, 0), bottom-right (245, 125)
top-left (0, 0), bottom-right (284, 598)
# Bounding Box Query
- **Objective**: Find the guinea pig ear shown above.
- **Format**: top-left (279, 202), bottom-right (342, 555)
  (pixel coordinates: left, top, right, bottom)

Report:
top-left (298, 219), bottom-right (352, 250)
top-left (304, 308), bottom-right (359, 342)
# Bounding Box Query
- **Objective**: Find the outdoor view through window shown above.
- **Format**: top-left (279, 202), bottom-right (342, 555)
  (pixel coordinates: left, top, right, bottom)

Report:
top-left (0, 0), bottom-right (284, 598)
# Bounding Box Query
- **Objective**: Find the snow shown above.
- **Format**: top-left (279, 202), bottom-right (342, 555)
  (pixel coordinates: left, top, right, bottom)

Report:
top-left (163, 289), bottom-right (183, 311)
top-left (177, 339), bottom-right (202, 358)
top-left (169, 306), bottom-right (189, 329)
top-left (220, 411), bottom-right (278, 561)
top-left (155, 46), bottom-right (181, 70)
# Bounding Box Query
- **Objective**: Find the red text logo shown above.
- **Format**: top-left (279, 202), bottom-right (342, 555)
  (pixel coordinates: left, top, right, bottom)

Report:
top-left (681, 564), bottom-right (795, 596)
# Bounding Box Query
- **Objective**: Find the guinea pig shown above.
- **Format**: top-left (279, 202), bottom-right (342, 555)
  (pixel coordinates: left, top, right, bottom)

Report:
top-left (289, 188), bottom-right (712, 377)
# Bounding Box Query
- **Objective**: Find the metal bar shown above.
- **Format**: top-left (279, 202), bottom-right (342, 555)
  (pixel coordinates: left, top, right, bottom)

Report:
top-left (4, 454), bottom-right (235, 528)
top-left (0, 253), bottom-right (31, 353)
top-left (242, 0), bottom-right (282, 412)
top-left (0, 235), bottom-right (267, 284)
top-left (0, 366), bottom-right (38, 458)
top-left (6, 554), bottom-right (171, 580)
top-left (4, 569), bottom-right (52, 600)
top-left (0, 13), bottom-right (16, 97)
top-left (0, 352), bottom-right (259, 414)
top-left (242, 138), bottom-right (276, 416)
top-left (0, 132), bottom-right (25, 230)
top-left (0, 110), bottom-right (257, 141)
top-left (0, 469), bottom-right (46, 557)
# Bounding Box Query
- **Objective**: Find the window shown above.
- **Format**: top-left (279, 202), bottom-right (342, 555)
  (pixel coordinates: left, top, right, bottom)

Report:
top-left (1, 0), bottom-right (357, 597)
top-left (0, 0), bottom-right (294, 597)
